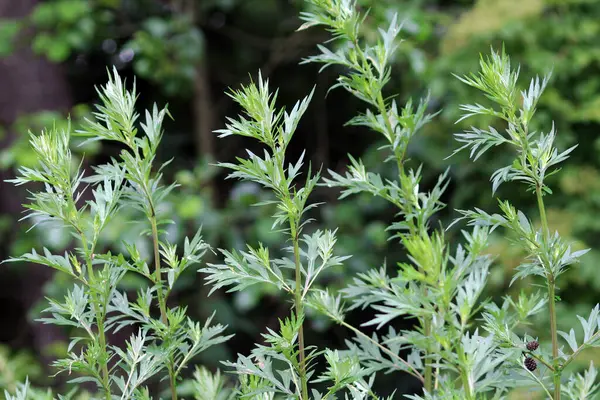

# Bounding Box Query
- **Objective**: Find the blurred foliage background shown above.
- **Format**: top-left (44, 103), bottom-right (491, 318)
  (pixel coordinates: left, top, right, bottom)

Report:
top-left (0, 0), bottom-right (598, 398)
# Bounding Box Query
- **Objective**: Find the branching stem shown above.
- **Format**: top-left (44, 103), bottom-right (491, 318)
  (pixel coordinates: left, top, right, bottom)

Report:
top-left (536, 184), bottom-right (560, 400)
top-left (149, 211), bottom-right (177, 400)
top-left (373, 58), bottom-right (435, 392)
top-left (131, 136), bottom-right (177, 400)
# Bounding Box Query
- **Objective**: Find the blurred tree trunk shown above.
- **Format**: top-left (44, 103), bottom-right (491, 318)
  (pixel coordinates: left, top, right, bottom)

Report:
top-left (189, 0), bottom-right (216, 197)
top-left (193, 55), bottom-right (215, 161)
top-left (0, 0), bottom-right (71, 361)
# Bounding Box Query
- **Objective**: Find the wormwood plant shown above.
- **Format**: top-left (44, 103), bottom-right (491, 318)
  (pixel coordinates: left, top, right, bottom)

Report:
top-left (198, 72), bottom-right (397, 399)
top-left (297, 1), bottom-right (600, 399)
top-left (4, 1), bottom-right (600, 399)
top-left (298, 1), bottom-right (515, 399)
top-left (453, 48), bottom-right (600, 399)
top-left (3, 70), bottom-right (231, 399)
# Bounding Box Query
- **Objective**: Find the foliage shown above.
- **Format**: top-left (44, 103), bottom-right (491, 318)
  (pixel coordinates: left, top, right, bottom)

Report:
top-left (450, 45), bottom-right (595, 399)
top-left (3, 0), bottom-right (600, 399)
top-left (3, 70), bottom-right (231, 399)
top-left (296, 1), bottom-right (600, 399)
top-left (125, 15), bottom-right (204, 96)
top-left (199, 69), bottom-right (378, 399)
top-left (299, 1), bottom-right (514, 398)
top-left (0, 346), bottom-right (42, 394)
top-left (428, 2), bottom-right (600, 352)
top-left (0, 106), bottom-right (95, 170)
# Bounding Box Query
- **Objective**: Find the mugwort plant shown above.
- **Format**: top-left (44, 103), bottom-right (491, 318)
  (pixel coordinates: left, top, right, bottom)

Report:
top-left (4, 70), bottom-right (231, 400)
top-left (4, 0), bottom-right (600, 399)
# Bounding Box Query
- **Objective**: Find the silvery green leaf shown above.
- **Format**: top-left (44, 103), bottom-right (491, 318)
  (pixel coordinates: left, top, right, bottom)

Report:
top-left (558, 328), bottom-right (579, 353)
top-left (561, 362), bottom-right (599, 399)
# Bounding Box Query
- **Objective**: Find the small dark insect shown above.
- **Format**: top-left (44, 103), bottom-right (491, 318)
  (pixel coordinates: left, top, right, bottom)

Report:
top-left (524, 357), bottom-right (537, 372)
top-left (526, 340), bottom-right (539, 351)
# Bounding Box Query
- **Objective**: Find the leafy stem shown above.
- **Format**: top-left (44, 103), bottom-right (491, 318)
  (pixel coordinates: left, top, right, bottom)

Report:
top-left (537, 184), bottom-right (560, 399)
top-left (6, 68), bottom-right (233, 400)
top-left (460, 366), bottom-right (473, 400)
top-left (150, 215), bottom-right (168, 324)
top-left (536, 184), bottom-right (549, 236)
top-left (423, 317), bottom-right (433, 393)
top-left (95, 312), bottom-right (112, 400)
top-left (130, 134), bottom-right (177, 400)
top-left (291, 219), bottom-right (309, 400)
top-left (149, 201), bottom-right (178, 400)
top-left (353, 29), bottom-right (435, 393)
top-left (80, 233), bottom-right (112, 399)
top-left (451, 47), bottom-right (591, 398)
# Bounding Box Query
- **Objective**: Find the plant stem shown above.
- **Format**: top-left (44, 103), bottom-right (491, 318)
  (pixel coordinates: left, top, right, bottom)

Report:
top-left (129, 137), bottom-right (177, 399)
top-left (80, 234), bottom-right (112, 400)
top-left (536, 185), bottom-right (549, 235)
top-left (526, 368), bottom-right (554, 400)
top-left (150, 216), bottom-right (168, 324)
top-left (529, 353), bottom-right (555, 371)
top-left (536, 185), bottom-right (560, 399)
top-left (149, 215), bottom-right (177, 400)
top-left (423, 317), bottom-right (433, 393)
top-left (93, 305), bottom-right (111, 398)
top-left (292, 224), bottom-right (309, 400)
top-left (381, 89), bottom-right (433, 391)
top-left (548, 277), bottom-right (560, 400)
top-left (90, 289), bottom-right (111, 398)
top-left (460, 367), bottom-right (473, 400)
top-left (96, 317), bottom-right (112, 400)
top-left (356, 33), bottom-right (433, 391)
top-left (168, 363), bottom-right (178, 400)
